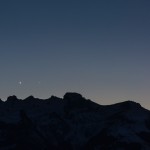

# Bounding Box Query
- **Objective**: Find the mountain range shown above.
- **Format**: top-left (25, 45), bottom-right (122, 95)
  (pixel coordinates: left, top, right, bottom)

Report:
top-left (0, 92), bottom-right (150, 150)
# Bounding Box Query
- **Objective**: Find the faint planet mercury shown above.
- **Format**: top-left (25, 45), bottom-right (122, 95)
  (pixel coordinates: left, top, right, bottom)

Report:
top-left (19, 81), bottom-right (22, 85)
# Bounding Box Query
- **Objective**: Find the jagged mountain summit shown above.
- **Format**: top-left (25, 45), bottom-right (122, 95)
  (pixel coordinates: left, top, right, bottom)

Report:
top-left (0, 92), bottom-right (150, 150)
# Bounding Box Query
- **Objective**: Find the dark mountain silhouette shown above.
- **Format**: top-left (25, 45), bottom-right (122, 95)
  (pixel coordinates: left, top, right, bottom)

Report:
top-left (0, 92), bottom-right (150, 150)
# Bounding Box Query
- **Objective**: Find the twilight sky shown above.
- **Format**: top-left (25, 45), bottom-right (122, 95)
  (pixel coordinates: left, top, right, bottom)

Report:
top-left (0, 0), bottom-right (150, 109)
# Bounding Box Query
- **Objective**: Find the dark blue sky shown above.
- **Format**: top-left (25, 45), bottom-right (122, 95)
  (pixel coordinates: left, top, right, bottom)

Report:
top-left (0, 0), bottom-right (150, 108)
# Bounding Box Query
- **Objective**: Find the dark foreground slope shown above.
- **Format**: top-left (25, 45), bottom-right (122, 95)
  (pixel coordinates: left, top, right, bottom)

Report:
top-left (0, 93), bottom-right (150, 150)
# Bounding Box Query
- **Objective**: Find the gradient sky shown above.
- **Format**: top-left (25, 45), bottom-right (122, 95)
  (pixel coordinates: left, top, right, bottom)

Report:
top-left (0, 0), bottom-right (150, 109)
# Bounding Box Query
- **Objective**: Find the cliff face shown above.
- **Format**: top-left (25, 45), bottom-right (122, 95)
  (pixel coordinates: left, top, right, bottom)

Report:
top-left (0, 92), bottom-right (150, 150)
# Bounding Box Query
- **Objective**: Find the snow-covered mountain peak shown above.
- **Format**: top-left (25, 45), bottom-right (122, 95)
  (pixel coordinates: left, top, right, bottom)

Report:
top-left (0, 93), bottom-right (150, 150)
